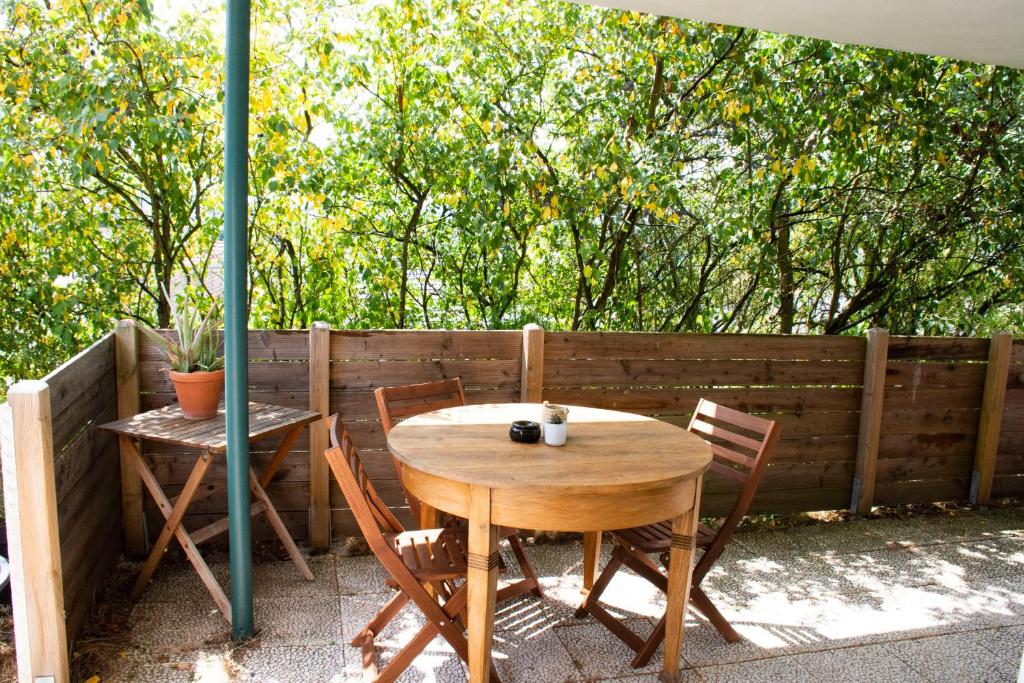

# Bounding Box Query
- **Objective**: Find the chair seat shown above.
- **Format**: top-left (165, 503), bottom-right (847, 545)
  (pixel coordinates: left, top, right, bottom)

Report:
top-left (612, 521), bottom-right (716, 554)
top-left (384, 527), bottom-right (507, 583)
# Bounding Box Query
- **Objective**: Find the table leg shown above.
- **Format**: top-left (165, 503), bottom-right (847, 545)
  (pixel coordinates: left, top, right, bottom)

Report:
top-left (466, 485), bottom-right (498, 683)
top-left (123, 441), bottom-right (232, 622)
top-left (660, 476), bottom-right (703, 683)
top-left (132, 451), bottom-right (212, 599)
top-left (582, 530), bottom-right (602, 594)
top-left (418, 501), bottom-right (440, 530)
top-left (257, 425), bottom-right (304, 488)
top-left (249, 468), bottom-right (314, 581)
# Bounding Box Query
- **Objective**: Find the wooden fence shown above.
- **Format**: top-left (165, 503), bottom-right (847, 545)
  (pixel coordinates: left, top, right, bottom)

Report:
top-left (0, 333), bottom-right (120, 683)
top-left (124, 325), bottom-right (1024, 540)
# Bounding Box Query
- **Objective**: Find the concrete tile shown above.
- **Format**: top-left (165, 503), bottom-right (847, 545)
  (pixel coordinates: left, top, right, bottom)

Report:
top-left (885, 632), bottom-right (1020, 683)
top-left (924, 538), bottom-right (1024, 581)
top-left (134, 558), bottom-right (231, 605)
top-left (866, 512), bottom-right (1024, 548)
top-left (99, 651), bottom-right (197, 683)
top-left (796, 520), bottom-right (892, 555)
top-left (248, 555), bottom-right (338, 598)
top-left (493, 621), bottom-right (581, 683)
top-left (696, 655), bottom-right (815, 682)
top-left (829, 545), bottom-right (967, 592)
top-left (968, 625), bottom-right (1024, 669)
top-left (235, 644), bottom-right (346, 682)
top-left (339, 593), bottom-right (464, 681)
top-left (556, 618), bottom-right (661, 679)
top-left (336, 554), bottom-right (393, 595)
top-left (678, 620), bottom-right (802, 667)
top-left (254, 596), bottom-right (343, 647)
top-left (128, 599), bottom-right (231, 652)
top-left (791, 643), bottom-right (928, 682)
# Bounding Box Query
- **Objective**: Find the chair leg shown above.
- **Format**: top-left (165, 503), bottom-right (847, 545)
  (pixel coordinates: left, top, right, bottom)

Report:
top-left (632, 614), bottom-right (665, 668)
top-left (355, 591), bottom-right (410, 647)
top-left (575, 546), bottom-right (625, 618)
top-left (691, 585), bottom-right (742, 643)
top-left (505, 533), bottom-right (545, 598)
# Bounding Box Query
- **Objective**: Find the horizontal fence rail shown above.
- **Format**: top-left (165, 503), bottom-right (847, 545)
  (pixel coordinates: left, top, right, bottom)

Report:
top-left (125, 325), bottom-right (1024, 539)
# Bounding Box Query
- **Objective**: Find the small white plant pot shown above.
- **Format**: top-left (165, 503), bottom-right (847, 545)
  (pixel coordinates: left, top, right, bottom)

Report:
top-left (544, 421), bottom-right (567, 446)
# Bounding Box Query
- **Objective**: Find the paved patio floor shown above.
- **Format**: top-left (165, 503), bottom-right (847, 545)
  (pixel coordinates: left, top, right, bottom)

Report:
top-left (96, 507), bottom-right (1024, 682)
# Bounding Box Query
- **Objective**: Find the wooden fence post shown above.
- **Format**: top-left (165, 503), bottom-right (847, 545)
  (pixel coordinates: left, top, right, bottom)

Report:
top-left (308, 322), bottom-right (331, 549)
top-left (971, 331), bottom-right (1013, 505)
top-left (851, 328), bottom-right (889, 514)
top-left (521, 324), bottom-right (545, 403)
top-left (1, 381), bottom-right (71, 683)
top-left (116, 320), bottom-right (147, 556)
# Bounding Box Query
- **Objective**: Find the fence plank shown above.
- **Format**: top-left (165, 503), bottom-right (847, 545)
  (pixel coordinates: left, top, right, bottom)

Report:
top-left (330, 330), bottom-right (522, 360)
top-left (543, 332), bottom-right (865, 361)
top-left (521, 324), bottom-right (545, 403)
top-left (545, 358), bottom-right (864, 388)
top-left (308, 322), bottom-right (331, 549)
top-left (46, 334), bottom-right (115, 417)
top-left (543, 386), bottom-right (862, 415)
top-left (1, 382), bottom-right (71, 683)
top-left (330, 359), bottom-right (521, 390)
top-left (139, 329), bottom-right (311, 361)
top-left (117, 320), bottom-right (147, 556)
top-left (972, 331), bottom-right (1013, 504)
top-left (852, 328), bottom-right (888, 514)
top-left (886, 336), bottom-right (990, 361)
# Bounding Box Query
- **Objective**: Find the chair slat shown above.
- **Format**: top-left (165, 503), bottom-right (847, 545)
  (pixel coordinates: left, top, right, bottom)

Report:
top-left (709, 460), bottom-right (749, 483)
top-left (690, 418), bottom-right (763, 452)
top-left (708, 442), bottom-right (757, 469)
top-left (695, 399), bottom-right (775, 435)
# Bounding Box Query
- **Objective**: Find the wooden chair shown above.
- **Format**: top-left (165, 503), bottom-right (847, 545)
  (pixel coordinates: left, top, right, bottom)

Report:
top-left (374, 378), bottom-right (544, 600)
top-left (326, 415), bottom-right (511, 682)
top-left (576, 399), bottom-right (781, 668)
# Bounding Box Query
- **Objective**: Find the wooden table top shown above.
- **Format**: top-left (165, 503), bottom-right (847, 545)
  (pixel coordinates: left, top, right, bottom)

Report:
top-left (99, 401), bottom-right (320, 454)
top-left (387, 403), bottom-right (711, 495)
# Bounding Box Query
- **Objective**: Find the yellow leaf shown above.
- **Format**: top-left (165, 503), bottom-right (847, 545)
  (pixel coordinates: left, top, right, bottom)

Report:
top-left (609, 162), bottom-right (618, 173)
top-left (583, 265), bottom-right (593, 278)
top-left (481, 120), bottom-right (491, 134)
top-left (502, 203), bottom-right (510, 217)
top-left (541, 207), bottom-right (552, 220)
top-left (936, 151), bottom-right (948, 166)
top-left (770, 159), bottom-right (781, 174)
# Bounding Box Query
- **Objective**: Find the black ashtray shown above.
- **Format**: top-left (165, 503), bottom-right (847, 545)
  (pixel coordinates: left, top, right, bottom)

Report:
top-left (509, 420), bottom-right (541, 443)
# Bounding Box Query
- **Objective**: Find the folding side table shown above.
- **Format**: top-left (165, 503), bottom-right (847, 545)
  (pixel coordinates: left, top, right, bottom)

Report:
top-left (100, 401), bottom-right (320, 623)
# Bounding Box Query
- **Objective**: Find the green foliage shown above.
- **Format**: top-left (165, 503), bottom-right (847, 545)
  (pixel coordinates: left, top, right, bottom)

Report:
top-left (1, 0), bottom-right (1022, 389)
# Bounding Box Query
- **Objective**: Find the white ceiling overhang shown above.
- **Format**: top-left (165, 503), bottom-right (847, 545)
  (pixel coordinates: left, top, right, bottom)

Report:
top-left (569, 0), bottom-right (1024, 68)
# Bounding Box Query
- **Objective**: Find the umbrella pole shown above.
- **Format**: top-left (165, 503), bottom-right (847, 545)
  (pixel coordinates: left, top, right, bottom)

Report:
top-left (224, 0), bottom-right (253, 641)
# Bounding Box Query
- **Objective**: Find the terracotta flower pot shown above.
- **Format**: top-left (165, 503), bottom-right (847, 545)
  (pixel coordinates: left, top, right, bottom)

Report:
top-left (168, 369), bottom-right (225, 420)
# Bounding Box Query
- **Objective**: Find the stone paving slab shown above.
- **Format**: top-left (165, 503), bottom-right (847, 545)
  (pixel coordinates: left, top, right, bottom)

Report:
top-left (93, 507), bottom-right (1024, 682)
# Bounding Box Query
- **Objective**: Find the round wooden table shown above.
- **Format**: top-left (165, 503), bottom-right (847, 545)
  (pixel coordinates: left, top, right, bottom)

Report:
top-left (387, 403), bottom-right (711, 682)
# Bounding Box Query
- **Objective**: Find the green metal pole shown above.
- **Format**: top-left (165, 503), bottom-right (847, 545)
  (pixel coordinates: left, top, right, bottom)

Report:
top-left (224, 0), bottom-right (253, 641)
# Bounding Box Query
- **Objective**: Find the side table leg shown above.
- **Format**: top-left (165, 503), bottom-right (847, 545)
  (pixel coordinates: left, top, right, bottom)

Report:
top-left (250, 468), bottom-right (314, 580)
top-left (131, 451), bottom-right (211, 599)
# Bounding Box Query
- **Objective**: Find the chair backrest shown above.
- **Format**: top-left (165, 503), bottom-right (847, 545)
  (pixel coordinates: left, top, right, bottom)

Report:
top-left (374, 379), bottom-right (466, 519)
top-left (687, 399), bottom-right (780, 579)
top-left (374, 378), bottom-right (466, 435)
top-left (325, 415), bottom-right (404, 542)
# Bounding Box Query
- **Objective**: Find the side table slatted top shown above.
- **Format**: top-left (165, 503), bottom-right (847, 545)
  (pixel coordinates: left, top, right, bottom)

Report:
top-left (101, 401), bottom-right (320, 453)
